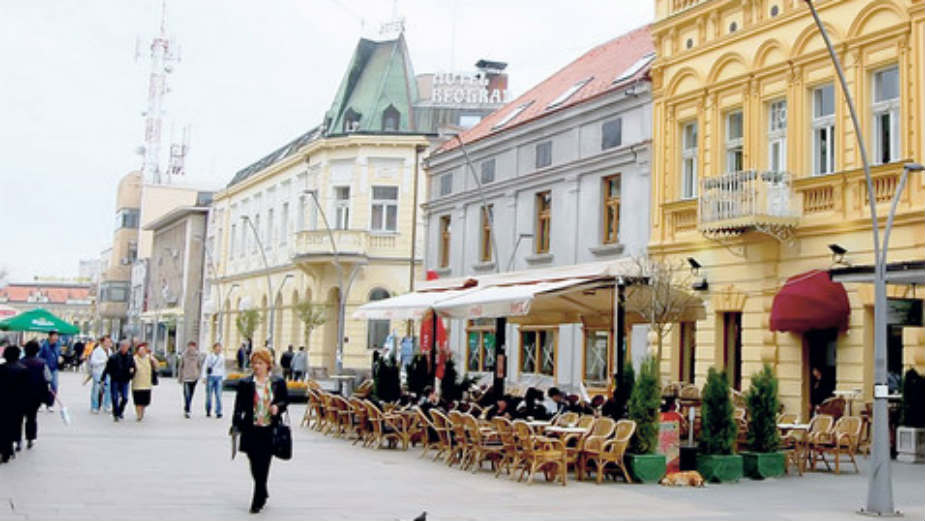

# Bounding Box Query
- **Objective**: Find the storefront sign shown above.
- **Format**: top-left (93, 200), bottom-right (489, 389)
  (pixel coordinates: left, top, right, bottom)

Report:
top-left (887, 298), bottom-right (923, 327)
top-left (430, 72), bottom-right (505, 106)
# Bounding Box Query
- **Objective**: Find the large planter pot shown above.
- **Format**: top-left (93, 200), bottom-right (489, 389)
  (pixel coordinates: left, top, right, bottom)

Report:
top-left (896, 426), bottom-right (925, 463)
top-left (741, 451), bottom-right (786, 479)
top-left (627, 453), bottom-right (667, 483)
top-left (696, 454), bottom-right (743, 483)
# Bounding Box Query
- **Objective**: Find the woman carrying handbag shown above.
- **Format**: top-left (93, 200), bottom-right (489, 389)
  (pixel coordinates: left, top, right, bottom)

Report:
top-left (231, 348), bottom-right (289, 514)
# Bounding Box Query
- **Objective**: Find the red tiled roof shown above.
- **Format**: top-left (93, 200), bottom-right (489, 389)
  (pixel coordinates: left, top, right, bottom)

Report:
top-left (437, 25), bottom-right (654, 154)
top-left (0, 284), bottom-right (91, 304)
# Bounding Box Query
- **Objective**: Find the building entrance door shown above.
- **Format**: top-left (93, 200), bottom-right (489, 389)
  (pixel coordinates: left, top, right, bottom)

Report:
top-left (804, 328), bottom-right (837, 418)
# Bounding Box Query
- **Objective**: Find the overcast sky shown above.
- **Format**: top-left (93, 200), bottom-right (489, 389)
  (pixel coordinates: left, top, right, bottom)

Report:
top-left (0, 0), bottom-right (652, 282)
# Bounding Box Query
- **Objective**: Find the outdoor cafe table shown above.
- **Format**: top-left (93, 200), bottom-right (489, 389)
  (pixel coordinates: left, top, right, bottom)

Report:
top-left (778, 423), bottom-right (811, 474)
top-left (544, 426), bottom-right (588, 436)
top-left (525, 420), bottom-right (552, 429)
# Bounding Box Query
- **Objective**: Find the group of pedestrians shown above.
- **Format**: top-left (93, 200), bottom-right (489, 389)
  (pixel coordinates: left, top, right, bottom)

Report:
top-left (278, 344), bottom-right (309, 381)
top-left (0, 336), bottom-right (55, 463)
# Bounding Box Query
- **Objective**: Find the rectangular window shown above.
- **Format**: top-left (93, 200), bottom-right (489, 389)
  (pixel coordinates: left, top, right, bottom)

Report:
top-left (114, 208), bottom-right (140, 229)
top-left (602, 118), bottom-right (622, 150)
top-left (602, 175), bottom-right (621, 244)
top-left (439, 215), bottom-right (451, 268)
top-left (681, 122), bottom-right (698, 199)
top-left (480, 159), bottom-right (495, 184)
top-left (370, 186), bottom-right (399, 232)
top-left (297, 196), bottom-right (306, 231)
top-left (520, 328), bottom-right (556, 376)
top-left (725, 110), bottom-right (743, 173)
top-left (440, 173), bottom-right (453, 196)
top-left (768, 100), bottom-right (787, 172)
top-left (334, 186), bottom-right (350, 230)
top-left (280, 202), bottom-right (289, 245)
top-left (535, 141), bottom-right (552, 169)
top-left (466, 319), bottom-right (496, 372)
top-left (583, 329), bottom-right (611, 385)
top-left (230, 223), bottom-right (237, 258)
top-left (252, 214), bottom-right (260, 252)
top-left (480, 205), bottom-right (493, 262)
top-left (535, 191), bottom-right (551, 254)
top-left (240, 219), bottom-right (248, 258)
top-left (266, 209), bottom-right (274, 249)
top-left (812, 83), bottom-right (836, 175)
top-left (872, 66), bottom-right (900, 165)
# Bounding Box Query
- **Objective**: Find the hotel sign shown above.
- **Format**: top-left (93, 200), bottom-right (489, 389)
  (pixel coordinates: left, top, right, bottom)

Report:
top-left (430, 72), bottom-right (506, 106)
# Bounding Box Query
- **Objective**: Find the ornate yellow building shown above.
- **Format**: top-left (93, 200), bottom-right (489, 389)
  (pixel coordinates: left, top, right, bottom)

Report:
top-left (649, 0), bottom-right (924, 417)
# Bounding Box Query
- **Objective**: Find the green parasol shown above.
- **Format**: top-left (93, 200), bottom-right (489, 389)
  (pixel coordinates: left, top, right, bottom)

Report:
top-left (0, 308), bottom-right (80, 335)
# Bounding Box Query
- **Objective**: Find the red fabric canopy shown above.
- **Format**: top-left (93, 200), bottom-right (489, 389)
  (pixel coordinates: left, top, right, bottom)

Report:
top-left (770, 270), bottom-right (850, 333)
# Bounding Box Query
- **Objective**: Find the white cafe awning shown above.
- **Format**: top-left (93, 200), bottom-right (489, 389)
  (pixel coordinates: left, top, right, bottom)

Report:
top-left (352, 283), bottom-right (478, 320)
top-left (432, 277), bottom-right (613, 320)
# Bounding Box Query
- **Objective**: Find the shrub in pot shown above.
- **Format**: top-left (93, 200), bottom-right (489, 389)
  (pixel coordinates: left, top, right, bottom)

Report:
top-left (373, 356), bottom-right (401, 403)
top-left (626, 357), bottom-right (666, 483)
top-left (741, 364), bottom-right (785, 478)
top-left (697, 367), bottom-right (743, 482)
top-left (406, 354), bottom-right (431, 397)
top-left (897, 369), bottom-right (925, 463)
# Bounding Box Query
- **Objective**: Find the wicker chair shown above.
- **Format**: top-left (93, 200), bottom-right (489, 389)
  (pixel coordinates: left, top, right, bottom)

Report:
top-left (302, 389), bottom-right (323, 428)
top-left (816, 396), bottom-right (846, 420)
top-left (463, 414), bottom-right (504, 472)
top-left (429, 409), bottom-right (454, 462)
top-left (446, 411), bottom-right (470, 467)
top-left (351, 379), bottom-right (373, 398)
top-left (512, 420), bottom-right (567, 486)
top-left (347, 397), bottom-right (370, 445)
top-left (571, 417), bottom-right (616, 480)
top-left (809, 415), bottom-right (862, 474)
top-left (799, 414), bottom-right (835, 471)
top-left (491, 417), bottom-right (518, 477)
top-left (333, 395), bottom-right (354, 438)
top-left (579, 419), bottom-right (635, 484)
top-left (413, 407), bottom-right (440, 458)
top-left (553, 412), bottom-right (579, 427)
top-left (364, 400), bottom-right (409, 450)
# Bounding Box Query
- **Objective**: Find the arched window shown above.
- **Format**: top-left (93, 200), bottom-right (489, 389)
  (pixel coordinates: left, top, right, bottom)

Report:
top-left (382, 105), bottom-right (400, 132)
top-left (367, 288), bottom-right (391, 350)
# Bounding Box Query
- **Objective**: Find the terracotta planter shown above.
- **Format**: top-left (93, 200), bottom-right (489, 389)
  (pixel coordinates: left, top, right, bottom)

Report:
top-left (696, 453), bottom-right (743, 483)
top-left (741, 451), bottom-right (785, 479)
top-left (627, 453), bottom-right (666, 483)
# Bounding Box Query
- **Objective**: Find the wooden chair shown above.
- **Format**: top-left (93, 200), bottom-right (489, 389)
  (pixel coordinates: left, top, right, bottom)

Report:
top-left (800, 414), bottom-right (835, 471)
top-left (810, 415), bottom-right (862, 474)
top-left (579, 419), bottom-right (635, 484)
top-left (491, 417), bottom-right (518, 477)
top-left (572, 417), bottom-right (616, 480)
top-left (463, 414), bottom-right (504, 472)
top-left (512, 420), bottom-right (567, 486)
top-left (364, 400), bottom-right (409, 450)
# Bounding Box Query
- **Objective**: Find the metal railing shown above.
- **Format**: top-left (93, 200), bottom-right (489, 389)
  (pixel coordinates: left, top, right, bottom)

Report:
top-left (699, 171), bottom-right (798, 227)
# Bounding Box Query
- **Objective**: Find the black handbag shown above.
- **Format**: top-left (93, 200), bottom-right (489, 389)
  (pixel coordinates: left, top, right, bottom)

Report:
top-left (150, 359), bottom-right (159, 386)
top-left (272, 411), bottom-right (292, 460)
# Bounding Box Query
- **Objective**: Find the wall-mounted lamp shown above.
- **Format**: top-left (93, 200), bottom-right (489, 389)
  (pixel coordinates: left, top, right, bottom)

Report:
top-left (687, 257), bottom-right (702, 276)
top-left (829, 243), bottom-right (849, 266)
top-left (687, 257), bottom-right (709, 291)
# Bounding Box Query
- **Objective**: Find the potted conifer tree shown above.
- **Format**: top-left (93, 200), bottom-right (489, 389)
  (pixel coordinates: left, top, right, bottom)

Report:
top-left (626, 357), bottom-right (666, 483)
top-left (897, 369), bottom-right (925, 463)
top-left (697, 367), bottom-right (743, 482)
top-left (741, 364), bottom-right (785, 478)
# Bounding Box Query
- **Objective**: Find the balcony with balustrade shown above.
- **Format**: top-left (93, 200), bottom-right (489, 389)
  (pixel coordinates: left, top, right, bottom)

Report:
top-left (698, 171), bottom-right (800, 240)
top-left (291, 229), bottom-right (404, 265)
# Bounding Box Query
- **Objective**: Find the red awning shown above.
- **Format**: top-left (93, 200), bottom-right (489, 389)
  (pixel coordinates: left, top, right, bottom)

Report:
top-left (770, 270), bottom-right (850, 333)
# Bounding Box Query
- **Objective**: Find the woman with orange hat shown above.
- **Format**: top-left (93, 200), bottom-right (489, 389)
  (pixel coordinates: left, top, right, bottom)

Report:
top-left (231, 348), bottom-right (288, 514)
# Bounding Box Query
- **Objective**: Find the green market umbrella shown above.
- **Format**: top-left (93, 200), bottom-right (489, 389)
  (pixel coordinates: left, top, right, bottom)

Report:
top-left (0, 308), bottom-right (79, 335)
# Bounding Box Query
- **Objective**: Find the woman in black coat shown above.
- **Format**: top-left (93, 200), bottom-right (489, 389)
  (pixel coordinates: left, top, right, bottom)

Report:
top-left (231, 348), bottom-right (288, 514)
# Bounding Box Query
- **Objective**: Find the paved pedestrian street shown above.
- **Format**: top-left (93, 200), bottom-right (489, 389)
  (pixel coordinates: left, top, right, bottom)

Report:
top-left (0, 372), bottom-right (921, 521)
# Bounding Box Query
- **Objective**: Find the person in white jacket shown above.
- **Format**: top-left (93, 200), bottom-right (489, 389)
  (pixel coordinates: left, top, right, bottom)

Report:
top-left (88, 335), bottom-right (112, 413)
top-left (202, 343), bottom-right (226, 418)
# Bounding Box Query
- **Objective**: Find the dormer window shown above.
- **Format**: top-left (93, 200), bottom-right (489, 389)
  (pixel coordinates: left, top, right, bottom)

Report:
top-left (343, 108), bottom-right (361, 133)
top-left (614, 52), bottom-right (656, 84)
top-left (492, 101), bottom-right (533, 130)
top-left (382, 105), bottom-right (400, 132)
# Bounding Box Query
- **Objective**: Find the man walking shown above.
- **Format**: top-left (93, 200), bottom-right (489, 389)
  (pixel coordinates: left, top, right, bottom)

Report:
top-left (0, 346), bottom-right (27, 462)
top-left (19, 341), bottom-right (52, 449)
top-left (177, 341), bottom-right (204, 418)
top-left (38, 331), bottom-right (62, 411)
top-left (202, 342), bottom-right (225, 418)
top-left (88, 336), bottom-right (112, 413)
top-left (236, 342), bottom-right (247, 371)
top-left (291, 346), bottom-right (307, 381)
top-left (280, 345), bottom-right (294, 380)
top-left (101, 340), bottom-right (135, 422)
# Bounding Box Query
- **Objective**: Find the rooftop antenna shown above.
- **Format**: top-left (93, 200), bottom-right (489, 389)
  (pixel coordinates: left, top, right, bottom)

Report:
top-left (379, 0), bottom-right (405, 39)
top-left (136, 0), bottom-right (180, 184)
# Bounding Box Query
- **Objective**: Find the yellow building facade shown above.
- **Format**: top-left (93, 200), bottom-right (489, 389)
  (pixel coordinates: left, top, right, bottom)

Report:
top-left (650, 0), bottom-right (925, 417)
top-left (205, 133), bottom-right (428, 373)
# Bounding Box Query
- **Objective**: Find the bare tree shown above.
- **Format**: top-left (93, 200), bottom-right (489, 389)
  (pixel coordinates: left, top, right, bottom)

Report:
top-left (625, 256), bottom-right (701, 369)
top-left (236, 309), bottom-right (262, 347)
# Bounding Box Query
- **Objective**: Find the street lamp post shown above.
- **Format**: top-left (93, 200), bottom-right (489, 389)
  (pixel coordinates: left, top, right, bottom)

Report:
top-left (241, 215), bottom-right (276, 350)
top-left (804, 1), bottom-right (922, 515)
top-left (449, 133), bottom-right (501, 275)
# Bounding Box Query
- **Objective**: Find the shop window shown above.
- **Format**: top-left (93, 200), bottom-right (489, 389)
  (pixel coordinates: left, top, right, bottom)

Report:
top-left (466, 319), bottom-right (496, 372)
top-left (520, 328), bottom-right (556, 376)
top-left (583, 329), bottom-right (612, 385)
top-left (602, 175), bottom-right (620, 244)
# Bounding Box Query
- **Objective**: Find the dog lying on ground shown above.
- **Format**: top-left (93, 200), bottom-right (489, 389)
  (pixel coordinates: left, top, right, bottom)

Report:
top-left (660, 471), bottom-right (705, 487)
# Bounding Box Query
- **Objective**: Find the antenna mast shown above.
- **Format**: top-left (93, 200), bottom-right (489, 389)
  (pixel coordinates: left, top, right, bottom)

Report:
top-left (137, 0), bottom-right (180, 184)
